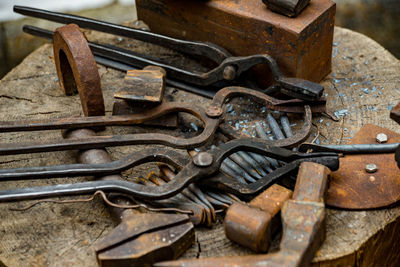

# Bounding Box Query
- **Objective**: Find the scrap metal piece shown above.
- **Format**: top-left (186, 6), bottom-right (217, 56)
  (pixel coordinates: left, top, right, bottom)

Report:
top-left (224, 184), bottom-right (292, 252)
top-left (262, 0), bottom-right (310, 17)
top-left (155, 162), bottom-right (330, 267)
top-left (114, 66), bottom-right (166, 103)
top-left (326, 124), bottom-right (400, 209)
top-left (53, 23), bottom-right (104, 117)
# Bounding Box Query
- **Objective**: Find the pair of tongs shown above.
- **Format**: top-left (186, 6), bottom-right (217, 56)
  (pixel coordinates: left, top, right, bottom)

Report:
top-left (14, 5), bottom-right (324, 101)
top-left (0, 138), bottom-right (339, 202)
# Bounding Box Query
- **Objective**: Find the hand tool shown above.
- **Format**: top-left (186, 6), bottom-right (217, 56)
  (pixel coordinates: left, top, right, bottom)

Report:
top-left (0, 86), bottom-right (317, 155)
top-left (135, 0), bottom-right (335, 84)
top-left (312, 124), bottom-right (400, 209)
top-left (0, 138), bottom-right (339, 201)
top-left (262, 0), bottom-right (310, 17)
top-left (14, 6), bottom-right (326, 102)
top-left (224, 184), bottom-right (292, 252)
top-left (154, 161), bottom-right (331, 267)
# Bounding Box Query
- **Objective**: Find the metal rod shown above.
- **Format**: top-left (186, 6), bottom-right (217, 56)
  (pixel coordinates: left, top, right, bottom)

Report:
top-left (299, 143), bottom-right (400, 154)
top-left (266, 113), bottom-right (285, 140)
top-left (280, 114), bottom-right (293, 138)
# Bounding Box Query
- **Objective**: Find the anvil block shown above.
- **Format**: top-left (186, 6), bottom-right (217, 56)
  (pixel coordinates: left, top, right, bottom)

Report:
top-left (136, 0), bottom-right (335, 84)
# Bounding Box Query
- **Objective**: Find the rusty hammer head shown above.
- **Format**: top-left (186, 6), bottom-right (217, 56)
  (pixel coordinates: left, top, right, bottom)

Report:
top-left (224, 184), bottom-right (292, 252)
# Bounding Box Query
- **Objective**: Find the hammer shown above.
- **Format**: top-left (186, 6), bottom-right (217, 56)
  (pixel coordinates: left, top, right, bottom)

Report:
top-left (53, 23), bottom-right (194, 266)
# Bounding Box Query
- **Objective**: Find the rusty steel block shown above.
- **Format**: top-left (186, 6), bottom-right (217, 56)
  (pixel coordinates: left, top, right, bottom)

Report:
top-left (114, 66), bottom-right (166, 103)
top-left (136, 0), bottom-right (336, 85)
top-left (224, 184), bottom-right (292, 252)
top-left (327, 124), bottom-right (400, 209)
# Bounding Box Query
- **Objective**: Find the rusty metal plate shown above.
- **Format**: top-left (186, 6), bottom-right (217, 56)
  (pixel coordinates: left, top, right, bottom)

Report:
top-left (327, 124), bottom-right (400, 209)
top-left (136, 0), bottom-right (335, 84)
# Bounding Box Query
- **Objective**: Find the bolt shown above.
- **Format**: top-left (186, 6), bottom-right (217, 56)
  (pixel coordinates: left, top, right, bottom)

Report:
top-left (223, 66), bottom-right (236, 81)
top-left (365, 163), bottom-right (378, 173)
top-left (193, 152), bottom-right (214, 167)
top-left (376, 133), bottom-right (388, 143)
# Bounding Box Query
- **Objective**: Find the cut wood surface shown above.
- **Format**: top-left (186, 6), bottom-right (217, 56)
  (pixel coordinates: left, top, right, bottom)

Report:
top-left (0, 26), bottom-right (399, 266)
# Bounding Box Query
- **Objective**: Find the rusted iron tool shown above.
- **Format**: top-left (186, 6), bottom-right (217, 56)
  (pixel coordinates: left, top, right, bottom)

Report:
top-left (155, 162), bottom-right (330, 267)
top-left (0, 86), bottom-right (319, 156)
top-left (224, 184), bottom-right (292, 252)
top-left (57, 23), bottom-right (195, 266)
top-left (15, 6), bottom-right (326, 102)
top-left (0, 138), bottom-right (339, 201)
top-left (262, 0), bottom-right (310, 17)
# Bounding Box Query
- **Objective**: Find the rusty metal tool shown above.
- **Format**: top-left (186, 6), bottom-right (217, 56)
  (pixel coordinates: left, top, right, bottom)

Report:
top-left (0, 86), bottom-right (317, 155)
top-left (53, 23), bottom-right (195, 266)
top-left (262, 0), bottom-right (310, 17)
top-left (224, 184), bottom-right (292, 252)
top-left (155, 161), bottom-right (330, 266)
top-left (15, 5), bottom-right (327, 102)
top-left (0, 138), bottom-right (339, 201)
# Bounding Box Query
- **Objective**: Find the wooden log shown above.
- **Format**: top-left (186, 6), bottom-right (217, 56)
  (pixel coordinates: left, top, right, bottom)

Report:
top-left (0, 26), bottom-right (399, 266)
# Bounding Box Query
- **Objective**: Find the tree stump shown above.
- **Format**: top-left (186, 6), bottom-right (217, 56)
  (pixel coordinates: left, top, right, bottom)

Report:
top-left (0, 26), bottom-right (399, 266)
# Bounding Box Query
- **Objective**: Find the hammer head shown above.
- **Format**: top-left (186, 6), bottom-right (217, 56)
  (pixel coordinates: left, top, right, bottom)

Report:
top-left (95, 213), bottom-right (194, 267)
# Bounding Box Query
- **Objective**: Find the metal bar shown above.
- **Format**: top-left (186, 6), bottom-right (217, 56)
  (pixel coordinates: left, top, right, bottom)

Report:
top-left (266, 113), bottom-right (285, 140)
top-left (299, 143), bottom-right (400, 154)
top-left (280, 114), bottom-right (293, 138)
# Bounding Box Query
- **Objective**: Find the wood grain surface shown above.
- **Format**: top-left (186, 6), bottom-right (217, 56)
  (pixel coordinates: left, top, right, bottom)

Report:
top-left (0, 26), bottom-right (399, 266)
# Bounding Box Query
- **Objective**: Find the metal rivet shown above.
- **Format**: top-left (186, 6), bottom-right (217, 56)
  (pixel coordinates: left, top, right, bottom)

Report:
top-left (365, 163), bottom-right (378, 173)
top-left (376, 133), bottom-right (388, 143)
top-left (193, 152), bottom-right (214, 167)
top-left (206, 106), bottom-right (223, 118)
top-left (223, 65), bottom-right (236, 81)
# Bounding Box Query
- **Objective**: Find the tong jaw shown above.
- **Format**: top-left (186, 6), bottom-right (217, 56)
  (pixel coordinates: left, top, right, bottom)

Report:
top-left (95, 213), bottom-right (194, 267)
